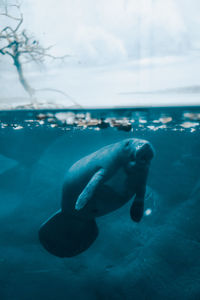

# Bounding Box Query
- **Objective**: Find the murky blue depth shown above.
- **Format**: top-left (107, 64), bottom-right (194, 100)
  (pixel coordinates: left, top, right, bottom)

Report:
top-left (0, 107), bottom-right (200, 300)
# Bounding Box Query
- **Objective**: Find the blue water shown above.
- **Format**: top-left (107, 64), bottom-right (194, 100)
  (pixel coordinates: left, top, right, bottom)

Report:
top-left (0, 107), bottom-right (200, 300)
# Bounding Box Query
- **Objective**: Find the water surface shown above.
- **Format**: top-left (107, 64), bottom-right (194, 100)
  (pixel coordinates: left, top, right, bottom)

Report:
top-left (0, 107), bottom-right (200, 300)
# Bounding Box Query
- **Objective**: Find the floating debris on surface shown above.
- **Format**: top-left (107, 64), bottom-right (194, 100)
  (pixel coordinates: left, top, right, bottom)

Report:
top-left (108, 118), bottom-right (132, 131)
top-left (147, 124), bottom-right (168, 131)
top-left (1, 123), bottom-right (8, 128)
top-left (13, 125), bottom-right (23, 130)
top-left (55, 112), bottom-right (75, 125)
top-left (152, 116), bottom-right (172, 124)
top-left (0, 109), bottom-right (199, 132)
top-left (183, 112), bottom-right (200, 121)
top-left (36, 113), bottom-right (47, 120)
top-left (180, 122), bottom-right (199, 128)
top-left (139, 119), bottom-right (147, 124)
top-left (159, 117), bottom-right (172, 123)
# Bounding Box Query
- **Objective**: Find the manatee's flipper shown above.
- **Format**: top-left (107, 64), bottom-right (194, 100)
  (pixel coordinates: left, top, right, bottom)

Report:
top-left (130, 163), bottom-right (149, 223)
top-left (39, 211), bottom-right (98, 257)
top-left (75, 168), bottom-right (107, 211)
top-left (130, 200), bottom-right (144, 223)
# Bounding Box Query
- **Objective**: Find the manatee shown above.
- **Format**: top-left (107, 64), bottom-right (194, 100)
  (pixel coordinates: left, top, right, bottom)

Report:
top-left (39, 138), bottom-right (154, 257)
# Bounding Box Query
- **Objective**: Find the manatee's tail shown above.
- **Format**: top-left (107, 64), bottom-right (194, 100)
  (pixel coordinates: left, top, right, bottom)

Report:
top-left (38, 211), bottom-right (99, 258)
top-left (130, 200), bottom-right (144, 223)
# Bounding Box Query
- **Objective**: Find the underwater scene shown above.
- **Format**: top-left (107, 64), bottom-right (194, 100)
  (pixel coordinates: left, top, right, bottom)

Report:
top-left (0, 107), bottom-right (200, 300)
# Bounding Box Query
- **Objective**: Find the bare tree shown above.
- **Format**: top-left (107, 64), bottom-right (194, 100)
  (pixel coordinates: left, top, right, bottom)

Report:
top-left (0, 0), bottom-right (72, 102)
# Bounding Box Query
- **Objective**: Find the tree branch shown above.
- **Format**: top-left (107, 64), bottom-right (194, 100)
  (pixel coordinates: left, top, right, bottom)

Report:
top-left (1, 49), bottom-right (14, 57)
top-left (1, 0), bottom-right (22, 21)
top-left (0, 0), bottom-right (75, 102)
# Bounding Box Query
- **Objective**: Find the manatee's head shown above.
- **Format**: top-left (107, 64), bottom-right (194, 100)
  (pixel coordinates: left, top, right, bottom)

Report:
top-left (124, 138), bottom-right (154, 173)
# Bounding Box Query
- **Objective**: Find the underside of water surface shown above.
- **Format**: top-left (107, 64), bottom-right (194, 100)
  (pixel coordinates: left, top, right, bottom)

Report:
top-left (0, 106), bottom-right (200, 300)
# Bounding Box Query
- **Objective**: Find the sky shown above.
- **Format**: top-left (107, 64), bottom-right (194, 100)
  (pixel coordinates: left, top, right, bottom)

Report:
top-left (1, 0), bottom-right (200, 107)
top-left (22, 0), bottom-right (200, 66)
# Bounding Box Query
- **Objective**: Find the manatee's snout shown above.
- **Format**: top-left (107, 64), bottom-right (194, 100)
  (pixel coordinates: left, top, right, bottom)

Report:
top-left (124, 139), bottom-right (154, 174)
top-left (133, 140), bottom-right (154, 166)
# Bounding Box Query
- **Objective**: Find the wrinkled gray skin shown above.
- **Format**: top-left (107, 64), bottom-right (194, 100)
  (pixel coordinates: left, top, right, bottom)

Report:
top-left (62, 138), bottom-right (154, 222)
top-left (39, 138), bottom-right (154, 258)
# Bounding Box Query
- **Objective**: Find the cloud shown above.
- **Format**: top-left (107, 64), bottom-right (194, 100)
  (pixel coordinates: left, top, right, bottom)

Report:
top-left (73, 26), bottom-right (127, 65)
top-left (21, 0), bottom-right (200, 65)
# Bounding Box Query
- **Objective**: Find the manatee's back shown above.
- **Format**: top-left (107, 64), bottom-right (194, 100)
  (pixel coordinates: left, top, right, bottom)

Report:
top-left (61, 141), bottom-right (123, 212)
top-left (65, 141), bottom-right (121, 186)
